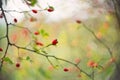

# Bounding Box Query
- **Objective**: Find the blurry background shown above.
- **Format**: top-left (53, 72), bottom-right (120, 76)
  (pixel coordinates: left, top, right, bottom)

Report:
top-left (0, 0), bottom-right (118, 80)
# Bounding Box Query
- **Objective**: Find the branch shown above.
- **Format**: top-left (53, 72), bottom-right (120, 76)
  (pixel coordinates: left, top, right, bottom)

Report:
top-left (82, 23), bottom-right (118, 71)
top-left (9, 43), bottom-right (91, 79)
top-left (2, 9), bottom-right (45, 13)
top-left (112, 0), bottom-right (120, 29)
top-left (0, 6), bottom-right (10, 70)
top-left (0, 36), bottom-right (6, 40)
top-left (82, 23), bottom-right (113, 57)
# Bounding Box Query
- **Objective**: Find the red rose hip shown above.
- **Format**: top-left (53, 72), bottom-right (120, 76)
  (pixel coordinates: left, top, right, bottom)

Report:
top-left (52, 39), bottom-right (58, 45)
top-left (76, 20), bottom-right (81, 24)
top-left (0, 48), bottom-right (3, 52)
top-left (34, 31), bottom-right (39, 35)
top-left (14, 18), bottom-right (17, 23)
top-left (16, 62), bottom-right (20, 68)
top-left (64, 68), bottom-right (69, 72)
top-left (32, 9), bottom-right (38, 14)
top-left (47, 6), bottom-right (54, 12)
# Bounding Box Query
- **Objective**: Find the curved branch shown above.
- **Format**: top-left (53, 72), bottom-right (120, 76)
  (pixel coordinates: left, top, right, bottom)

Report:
top-left (82, 23), bottom-right (113, 57)
top-left (10, 43), bottom-right (91, 79)
top-left (0, 5), bottom-right (10, 71)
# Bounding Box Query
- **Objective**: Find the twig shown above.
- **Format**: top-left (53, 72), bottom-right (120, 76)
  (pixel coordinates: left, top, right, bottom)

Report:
top-left (82, 23), bottom-right (113, 57)
top-left (46, 57), bottom-right (54, 68)
top-left (2, 9), bottom-right (45, 13)
top-left (0, 5), bottom-right (10, 71)
top-left (0, 36), bottom-right (6, 40)
top-left (10, 43), bottom-right (91, 78)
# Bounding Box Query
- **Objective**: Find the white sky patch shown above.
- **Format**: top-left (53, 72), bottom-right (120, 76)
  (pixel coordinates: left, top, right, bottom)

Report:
top-left (3, 0), bottom-right (96, 22)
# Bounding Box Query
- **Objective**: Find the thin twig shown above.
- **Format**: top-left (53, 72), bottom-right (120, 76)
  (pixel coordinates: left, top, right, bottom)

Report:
top-left (46, 57), bottom-right (54, 68)
top-left (0, 5), bottom-right (10, 71)
top-left (0, 36), bottom-right (6, 40)
top-left (82, 23), bottom-right (113, 57)
top-left (10, 43), bottom-right (91, 78)
top-left (2, 9), bottom-right (45, 13)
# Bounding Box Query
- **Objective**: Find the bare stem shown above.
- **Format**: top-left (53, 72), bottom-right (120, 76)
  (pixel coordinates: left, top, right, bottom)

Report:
top-left (82, 23), bottom-right (113, 57)
top-left (0, 6), bottom-right (10, 71)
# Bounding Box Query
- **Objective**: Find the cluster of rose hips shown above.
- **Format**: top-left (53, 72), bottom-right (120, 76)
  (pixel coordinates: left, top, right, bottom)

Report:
top-left (10, 6), bottom-right (55, 24)
top-left (31, 6), bottom-right (54, 14)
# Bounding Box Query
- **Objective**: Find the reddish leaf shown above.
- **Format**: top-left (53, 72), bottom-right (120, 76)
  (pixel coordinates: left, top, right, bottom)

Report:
top-left (36, 41), bottom-right (44, 46)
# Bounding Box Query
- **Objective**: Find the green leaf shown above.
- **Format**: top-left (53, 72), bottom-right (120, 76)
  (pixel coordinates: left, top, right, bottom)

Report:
top-left (41, 50), bottom-right (48, 54)
top-left (26, 56), bottom-right (30, 60)
top-left (39, 29), bottom-right (49, 37)
top-left (3, 57), bottom-right (13, 64)
top-left (33, 46), bottom-right (39, 51)
top-left (49, 6), bottom-right (54, 10)
top-left (44, 33), bottom-right (49, 37)
top-left (31, 0), bottom-right (37, 6)
top-left (40, 29), bottom-right (45, 34)
top-left (27, 0), bottom-right (37, 6)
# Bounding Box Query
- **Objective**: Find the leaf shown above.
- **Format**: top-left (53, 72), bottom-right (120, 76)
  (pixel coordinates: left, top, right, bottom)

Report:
top-left (44, 33), bottom-right (49, 37)
top-left (39, 29), bottom-right (45, 34)
top-left (26, 56), bottom-right (30, 60)
top-left (27, 0), bottom-right (37, 6)
top-left (3, 57), bottom-right (13, 64)
top-left (33, 46), bottom-right (39, 51)
top-left (31, 0), bottom-right (37, 6)
top-left (39, 29), bottom-right (49, 37)
top-left (49, 6), bottom-right (54, 10)
top-left (38, 68), bottom-right (51, 79)
top-left (26, 56), bottom-right (33, 62)
top-left (41, 50), bottom-right (48, 54)
top-left (32, 46), bottom-right (41, 54)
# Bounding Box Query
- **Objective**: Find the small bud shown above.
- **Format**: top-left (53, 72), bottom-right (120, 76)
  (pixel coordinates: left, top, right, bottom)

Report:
top-left (96, 32), bottom-right (102, 39)
top-left (75, 58), bottom-right (81, 64)
top-left (14, 18), bottom-right (17, 23)
top-left (47, 6), bottom-right (54, 12)
top-left (76, 20), bottom-right (81, 24)
top-left (52, 39), bottom-right (58, 45)
top-left (64, 68), bottom-right (69, 72)
top-left (32, 9), bottom-right (38, 14)
top-left (87, 60), bottom-right (98, 68)
top-left (30, 17), bottom-right (37, 22)
top-left (16, 62), bottom-right (20, 68)
top-left (36, 41), bottom-right (44, 46)
top-left (109, 57), bottom-right (116, 63)
top-left (34, 31), bottom-right (39, 35)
